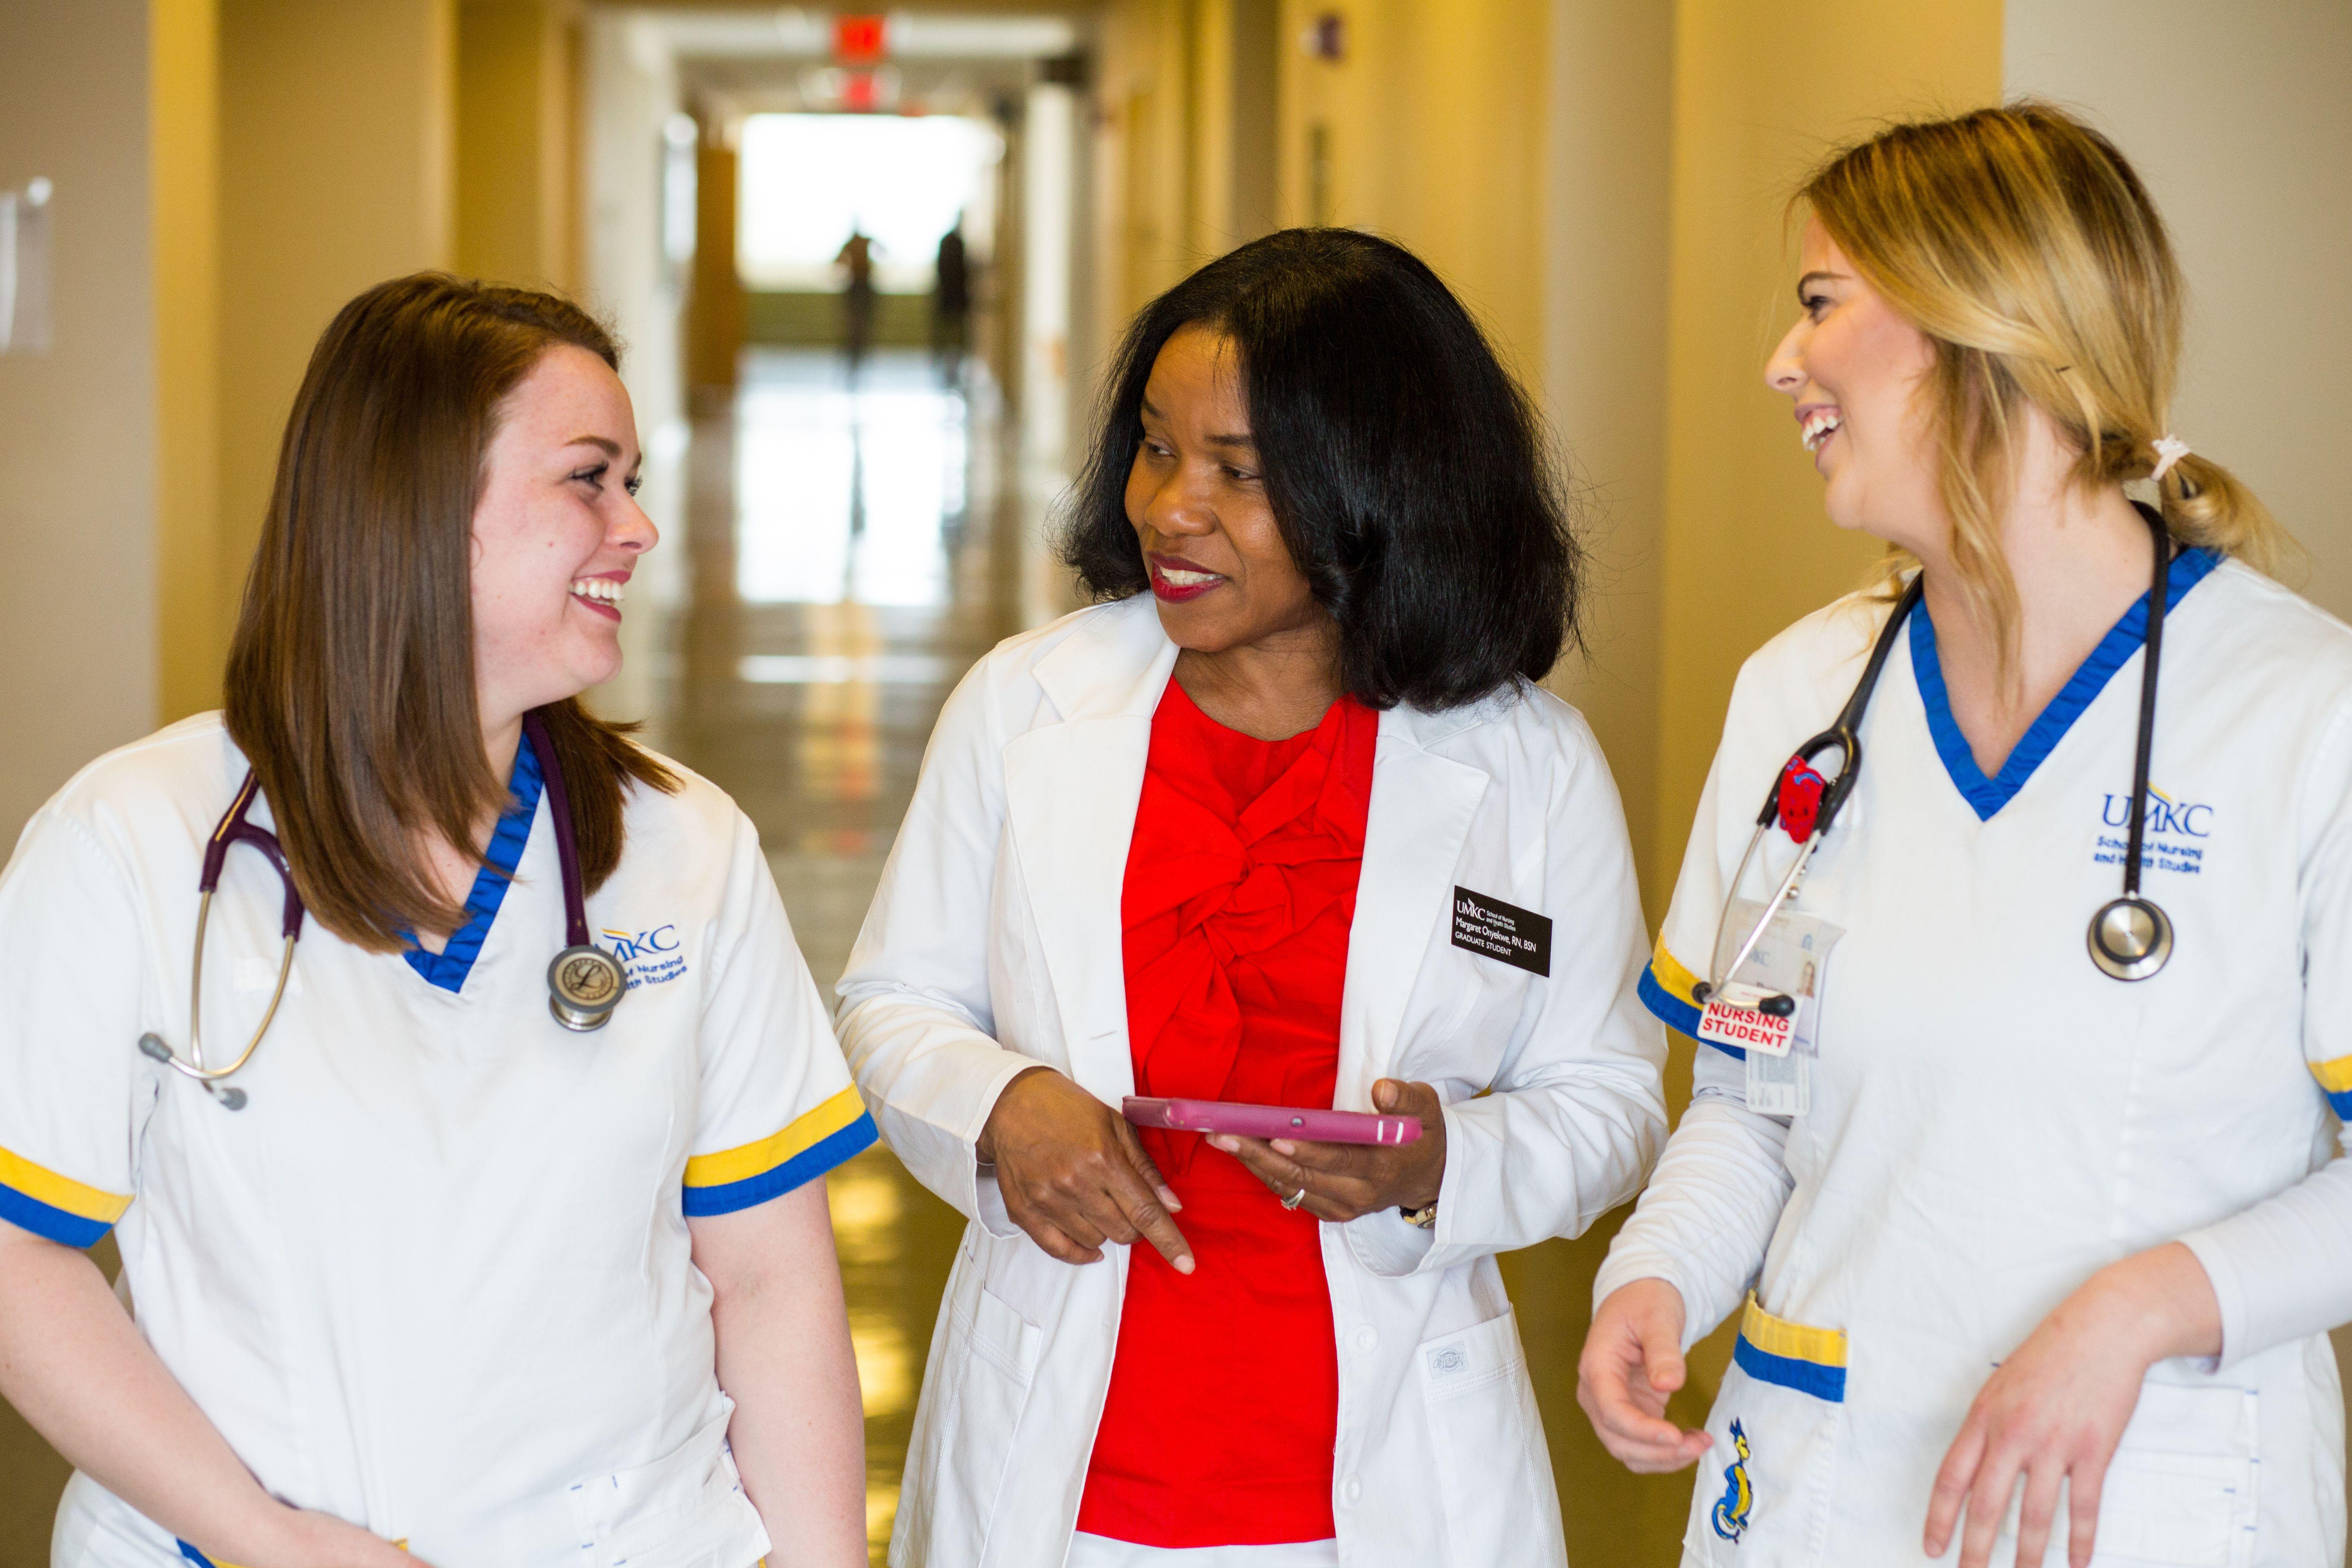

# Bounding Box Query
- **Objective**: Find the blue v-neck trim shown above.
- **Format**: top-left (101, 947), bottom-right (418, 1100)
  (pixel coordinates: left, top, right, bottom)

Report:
top-left (1912, 547), bottom-right (2221, 821)
top-left (403, 737), bottom-right (545, 993)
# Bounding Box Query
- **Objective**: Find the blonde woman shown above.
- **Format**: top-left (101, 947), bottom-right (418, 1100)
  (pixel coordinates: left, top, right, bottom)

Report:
top-left (1579, 105), bottom-right (2348, 1567)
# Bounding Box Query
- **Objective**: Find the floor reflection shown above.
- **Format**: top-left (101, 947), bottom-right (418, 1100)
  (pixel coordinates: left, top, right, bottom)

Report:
top-left (659, 346), bottom-right (1019, 1564)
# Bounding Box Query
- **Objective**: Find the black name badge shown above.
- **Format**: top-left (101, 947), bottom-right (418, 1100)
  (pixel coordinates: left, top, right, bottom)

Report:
top-left (1450, 887), bottom-right (1552, 977)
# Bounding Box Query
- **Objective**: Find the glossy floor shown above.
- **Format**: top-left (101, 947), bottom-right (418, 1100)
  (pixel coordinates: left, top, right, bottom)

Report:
top-left (653, 348), bottom-right (1018, 1559)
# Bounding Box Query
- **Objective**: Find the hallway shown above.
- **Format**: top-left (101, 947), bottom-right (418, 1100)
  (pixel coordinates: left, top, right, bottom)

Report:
top-left (657, 345), bottom-right (1014, 1561)
top-left (7, 4), bottom-right (2350, 1564)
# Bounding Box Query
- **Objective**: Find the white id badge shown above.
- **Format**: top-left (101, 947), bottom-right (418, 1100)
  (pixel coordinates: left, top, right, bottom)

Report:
top-left (1699, 900), bottom-right (1843, 1117)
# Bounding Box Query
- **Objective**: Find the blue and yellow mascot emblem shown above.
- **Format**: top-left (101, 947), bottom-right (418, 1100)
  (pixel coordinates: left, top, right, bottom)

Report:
top-left (1710, 1419), bottom-right (1754, 1542)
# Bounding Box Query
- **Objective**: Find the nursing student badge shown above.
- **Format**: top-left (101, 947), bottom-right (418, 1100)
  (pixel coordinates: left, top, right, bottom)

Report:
top-left (1701, 900), bottom-right (1842, 1117)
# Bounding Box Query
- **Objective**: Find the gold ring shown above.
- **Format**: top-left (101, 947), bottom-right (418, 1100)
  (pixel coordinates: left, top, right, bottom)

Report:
top-left (1281, 1186), bottom-right (1308, 1210)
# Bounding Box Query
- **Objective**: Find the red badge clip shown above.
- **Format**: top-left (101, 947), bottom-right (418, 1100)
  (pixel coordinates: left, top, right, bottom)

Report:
top-left (1777, 757), bottom-right (1827, 843)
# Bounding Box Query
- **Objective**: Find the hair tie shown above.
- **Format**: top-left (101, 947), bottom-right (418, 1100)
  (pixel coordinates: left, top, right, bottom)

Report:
top-left (2149, 434), bottom-right (2191, 484)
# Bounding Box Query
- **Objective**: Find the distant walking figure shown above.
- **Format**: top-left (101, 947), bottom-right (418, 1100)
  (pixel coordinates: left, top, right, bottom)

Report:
top-left (835, 229), bottom-right (876, 371)
top-left (933, 217), bottom-right (971, 380)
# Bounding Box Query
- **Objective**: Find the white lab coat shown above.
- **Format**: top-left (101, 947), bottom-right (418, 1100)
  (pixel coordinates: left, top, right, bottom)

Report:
top-left (837, 594), bottom-right (1667, 1568)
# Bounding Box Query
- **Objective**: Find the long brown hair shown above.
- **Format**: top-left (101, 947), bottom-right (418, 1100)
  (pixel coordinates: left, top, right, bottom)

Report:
top-left (225, 273), bottom-right (677, 952)
top-left (1797, 103), bottom-right (2291, 677)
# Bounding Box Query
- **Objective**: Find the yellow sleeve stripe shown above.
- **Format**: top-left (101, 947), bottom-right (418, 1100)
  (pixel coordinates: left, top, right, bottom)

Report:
top-left (685, 1085), bottom-right (871, 1189)
top-left (0, 1145), bottom-right (131, 1224)
top-left (2310, 1055), bottom-right (2352, 1095)
top-left (1649, 939), bottom-right (1704, 1007)
top-left (1739, 1292), bottom-right (1847, 1368)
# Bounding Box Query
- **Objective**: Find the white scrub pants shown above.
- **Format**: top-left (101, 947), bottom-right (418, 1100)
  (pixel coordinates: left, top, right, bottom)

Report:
top-left (1067, 1536), bottom-right (1340, 1567)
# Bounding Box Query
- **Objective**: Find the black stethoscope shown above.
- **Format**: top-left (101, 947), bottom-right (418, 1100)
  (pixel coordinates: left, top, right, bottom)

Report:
top-left (138, 711), bottom-right (628, 1110)
top-left (1695, 503), bottom-right (2177, 1015)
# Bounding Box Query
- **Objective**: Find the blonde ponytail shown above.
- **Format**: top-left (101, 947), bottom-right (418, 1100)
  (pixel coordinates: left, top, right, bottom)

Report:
top-left (2157, 447), bottom-right (2289, 575)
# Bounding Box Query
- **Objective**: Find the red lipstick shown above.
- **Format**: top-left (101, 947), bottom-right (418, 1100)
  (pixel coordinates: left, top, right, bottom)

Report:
top-left (1147, 555), bottom-right (1226, 604)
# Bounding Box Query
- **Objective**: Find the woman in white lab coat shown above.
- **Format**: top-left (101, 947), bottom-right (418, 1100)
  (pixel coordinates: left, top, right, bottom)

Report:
top-left (0, 276), bottom-right (867, 1568)
top-left (839, 228), bottom-right (1667, 1568)
top-left (1580, 105), bottom-right (2348, 1568)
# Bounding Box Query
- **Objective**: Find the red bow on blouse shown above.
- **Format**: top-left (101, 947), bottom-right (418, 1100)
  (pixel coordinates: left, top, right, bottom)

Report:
top-left (1121, 699), bottom-right (1374, 1173)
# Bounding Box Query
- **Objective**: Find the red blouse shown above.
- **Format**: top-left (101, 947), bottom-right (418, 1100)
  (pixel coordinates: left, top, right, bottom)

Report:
top-left (1076, 678), bottom-right (1379, 1548)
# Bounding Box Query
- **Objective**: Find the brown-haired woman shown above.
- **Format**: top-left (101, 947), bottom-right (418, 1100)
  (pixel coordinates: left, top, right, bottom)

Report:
top-left (0, 275), bottom-right (870, 1568)
top-left (1581, 105), bottom-right (2351, 1566)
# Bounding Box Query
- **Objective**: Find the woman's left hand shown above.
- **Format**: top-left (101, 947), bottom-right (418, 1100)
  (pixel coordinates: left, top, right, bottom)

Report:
top-left (1923, 1242), bottom-right (2221, 1568)
top-left (1209, 1078), bottom-right (1446, 1223)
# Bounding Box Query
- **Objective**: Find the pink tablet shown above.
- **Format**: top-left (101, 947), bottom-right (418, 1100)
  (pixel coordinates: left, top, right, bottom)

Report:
top-left (1123, 1096), bottom-right (1422, 1146)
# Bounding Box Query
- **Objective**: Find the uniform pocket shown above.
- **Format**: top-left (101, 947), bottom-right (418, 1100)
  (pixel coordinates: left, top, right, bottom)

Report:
top-left (2080, 1379), bottom-right (2259, 1568)
top-left (567, 1404), bottom-right (771, 1568)
top-left (1684, 1293), bottom-right (1847, 1565)
top-left (1417, 1307), bottom-right (1564, 1566)
top-left (909, 1283), bottom-right (1042, 1566)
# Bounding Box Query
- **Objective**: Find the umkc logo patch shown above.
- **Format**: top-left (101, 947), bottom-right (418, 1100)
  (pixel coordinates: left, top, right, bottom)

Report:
top-left (2095, 786), bottom-right (2213, 878)
top-left (2101, 786), bottom-right (2212, 839)
top-left (600, 924), bottom-right (686, 989)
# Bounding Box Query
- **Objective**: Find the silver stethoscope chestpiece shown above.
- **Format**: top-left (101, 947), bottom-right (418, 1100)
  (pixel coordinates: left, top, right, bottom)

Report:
top-left (547, 944), bottom-right (627, 1031)
top-left (2087, 896), bottom-right (2173, 982)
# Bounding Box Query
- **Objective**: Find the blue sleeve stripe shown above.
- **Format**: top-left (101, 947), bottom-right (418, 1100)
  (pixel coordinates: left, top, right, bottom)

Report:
top-left (1639, 965), bottom-right (1745, 1060)
top-left (1733, 1333), bottom-right (1846, 1402)
top-left (682, 1113), bottom-right (879, 1216)
top-left (0, 1183), bottom-right (114, 1248)
top-left (2325, 1087), bottom-right (2352, 1119)
top-left (1637, 964), bottom-right (1701, 1037)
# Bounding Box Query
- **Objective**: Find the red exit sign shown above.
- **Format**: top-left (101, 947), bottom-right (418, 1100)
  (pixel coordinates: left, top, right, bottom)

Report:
top-left (834, 14), bottom-right (887, 64)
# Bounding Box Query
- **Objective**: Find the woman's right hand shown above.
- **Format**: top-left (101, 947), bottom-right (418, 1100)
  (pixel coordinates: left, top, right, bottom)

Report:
top-left (244, 1505), bottom-right (430, 1568)
top-left (1577, 1278), bottom-right (1713, 1473)
top-left (975, 1068), bottom-right (1194, 1273)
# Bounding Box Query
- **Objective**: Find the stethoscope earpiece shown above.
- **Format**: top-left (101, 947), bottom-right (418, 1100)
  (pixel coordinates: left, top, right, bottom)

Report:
top-left (548, 944), bottom-right (627, 1031)
top-left (140, 1031), bottom-right (250, 1109)
top-left (2087, 896), bottom-right (2173, 982)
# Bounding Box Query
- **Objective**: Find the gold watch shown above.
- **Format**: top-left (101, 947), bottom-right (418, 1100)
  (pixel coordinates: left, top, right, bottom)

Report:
top-left (1399, 1201), bottom-right (1438, 1229)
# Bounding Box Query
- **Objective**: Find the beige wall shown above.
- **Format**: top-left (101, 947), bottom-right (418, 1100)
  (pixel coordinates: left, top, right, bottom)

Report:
top-left (1274, 0), bottom-right (1550, 387)
top-left (2004, 0), bottom-right (2352, 619)
top-left (152, 0), bottom-right (223, 727)
top-left (0, 0), bottom-right (160, 842)
top-left (1651, 0), bottom-right (2004, 891)
top-left (213, 0), bottom-right (457, 684)
top-left (4, 0), bottom-right (569, 830)
top-left (1540, 0), bottom-right (1674, 924)
top-left (1098, 0), bottom-right (1200, 321)
top-left (456, 0), bottom-right (578, 292)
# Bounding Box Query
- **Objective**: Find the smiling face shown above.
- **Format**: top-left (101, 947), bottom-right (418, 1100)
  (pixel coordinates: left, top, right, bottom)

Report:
top-left (1125, 324), bottom-right (1327, 656)
top-left (1764, 220), bottom-right (1944, 551)
top-left (469, 345), bottom-right (655, 728)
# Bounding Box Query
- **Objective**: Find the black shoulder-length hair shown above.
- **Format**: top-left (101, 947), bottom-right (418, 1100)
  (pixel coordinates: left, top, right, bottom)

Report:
top-left (1058, 227), bottom-right (1579, 711)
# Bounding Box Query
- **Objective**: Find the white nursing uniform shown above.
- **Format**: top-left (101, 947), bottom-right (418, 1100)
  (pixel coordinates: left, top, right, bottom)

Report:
top-left (1598, 551), bottom-right (2352, 1567)
top-left (0, 714), bottom-right (875, 1568)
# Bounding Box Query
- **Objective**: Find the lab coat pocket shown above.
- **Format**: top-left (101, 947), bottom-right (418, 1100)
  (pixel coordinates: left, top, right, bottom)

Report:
top-left (567, 1403), bottom-right (771, 1568)
top-left (2079, 1378), bottom-right (2259, 1568)
top-left (1418, 1307), bottom-right (1564, 1567)
top-left (918, 1282), bottom-right (1043, 1564)
top-left (1684, 1294), bottom-right (1845, 1565)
